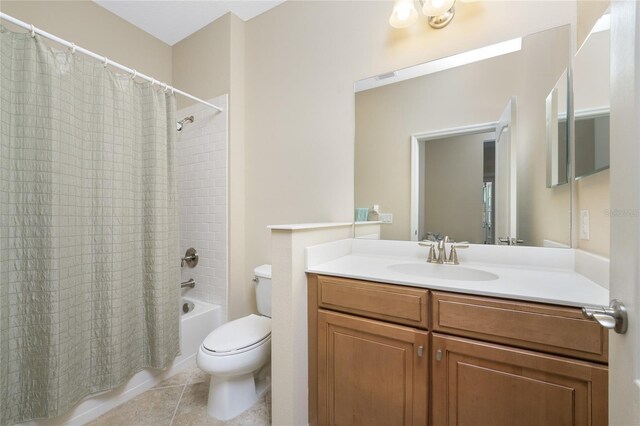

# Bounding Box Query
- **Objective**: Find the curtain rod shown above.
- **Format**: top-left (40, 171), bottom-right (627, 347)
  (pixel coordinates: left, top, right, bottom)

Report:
top-left (0, 12), bottom-right (223, 113)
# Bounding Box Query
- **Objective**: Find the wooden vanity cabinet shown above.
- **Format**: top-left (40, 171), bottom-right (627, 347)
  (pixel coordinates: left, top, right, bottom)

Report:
top-left (317, 310), bottom-right (429, 426)
top-left (431, 334), bottom-right (608, 426)
top-left (308, 274), bottom-right (608, 426)
top-left (309, 274), bottom-right (430, 426)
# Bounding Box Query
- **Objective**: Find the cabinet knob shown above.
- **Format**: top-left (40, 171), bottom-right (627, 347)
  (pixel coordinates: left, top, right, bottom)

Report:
top-left (436, 349), bottom-right (443, 362)
top-left (417, 345), bottom-right (424, 357)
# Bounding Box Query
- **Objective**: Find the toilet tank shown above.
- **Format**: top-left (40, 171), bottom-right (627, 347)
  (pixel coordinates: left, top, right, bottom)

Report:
top-left (254, 264), bottom-right (272, 317)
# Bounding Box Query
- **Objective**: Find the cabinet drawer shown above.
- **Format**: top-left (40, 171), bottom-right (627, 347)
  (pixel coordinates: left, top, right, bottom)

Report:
top-left (317, 275), bottom-right (429, 329)
top-left (431, 292), bottom-right (608, 363)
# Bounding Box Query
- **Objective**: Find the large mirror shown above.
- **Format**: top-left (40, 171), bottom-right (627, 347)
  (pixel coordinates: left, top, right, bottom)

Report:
top-left (574, 14), bottom-right (610, 179)
top-left (354, 25), bottom-right (571, 247)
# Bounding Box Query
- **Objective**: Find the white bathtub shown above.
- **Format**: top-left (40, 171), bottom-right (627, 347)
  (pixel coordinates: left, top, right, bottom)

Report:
top-left (22, 298), bottom-right (223, 426)
top-left (179, 297), bottom-right (222, 360)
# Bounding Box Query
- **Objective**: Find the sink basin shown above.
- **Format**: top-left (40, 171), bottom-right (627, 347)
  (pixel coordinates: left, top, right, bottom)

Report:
top-left (387, 263), bottom-right (499, 281)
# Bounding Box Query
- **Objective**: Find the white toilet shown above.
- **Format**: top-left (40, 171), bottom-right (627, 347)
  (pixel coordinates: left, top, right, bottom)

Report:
top-left (196, 264), bottom-right (272, 421)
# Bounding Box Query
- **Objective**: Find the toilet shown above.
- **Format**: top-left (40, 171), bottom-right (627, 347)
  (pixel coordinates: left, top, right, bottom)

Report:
top-left (196, 264), bottom-right (272, 421)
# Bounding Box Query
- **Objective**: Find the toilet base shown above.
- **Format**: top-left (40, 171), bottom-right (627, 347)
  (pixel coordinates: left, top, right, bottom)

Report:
top-left (206, 367), bottom-right (270, 421)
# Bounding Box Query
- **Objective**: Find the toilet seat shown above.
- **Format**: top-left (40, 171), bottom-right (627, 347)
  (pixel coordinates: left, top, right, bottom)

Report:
top-left (202, 314), bottom-right (271, 356)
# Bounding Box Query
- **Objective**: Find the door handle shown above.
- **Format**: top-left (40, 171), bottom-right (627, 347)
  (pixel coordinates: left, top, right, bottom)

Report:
top-left (582, 299), bottom-right (628, 334)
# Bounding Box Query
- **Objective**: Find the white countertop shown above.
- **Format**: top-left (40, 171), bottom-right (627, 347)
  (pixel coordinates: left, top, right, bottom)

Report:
top-left (305, 239), bottom-right (610, 308)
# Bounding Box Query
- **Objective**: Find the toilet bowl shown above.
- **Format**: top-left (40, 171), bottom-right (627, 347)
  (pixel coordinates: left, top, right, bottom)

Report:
top-left (196, 265), bottom-right (272, 421)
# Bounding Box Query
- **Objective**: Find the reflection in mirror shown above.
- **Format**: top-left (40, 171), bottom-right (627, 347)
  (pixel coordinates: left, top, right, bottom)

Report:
top-left (421, 131), bottom-right (496, 245)
top-left (546, 70), bottom-right (569, 187)
top-left (573, 11), bottom-right (610, 258)
top-left (574, 15), bottom-right (610, 180)
top-left (354, 25), bottom-right (571, 248)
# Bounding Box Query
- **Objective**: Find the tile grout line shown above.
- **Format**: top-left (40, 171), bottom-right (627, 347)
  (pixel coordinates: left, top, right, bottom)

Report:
top-left (169, 383), bottom-right (189, 426)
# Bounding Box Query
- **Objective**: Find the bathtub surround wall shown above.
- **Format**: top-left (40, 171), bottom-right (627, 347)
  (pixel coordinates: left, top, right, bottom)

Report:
top-left (177, 94), bottom-right (229, 321)
top-left (172, 14), bottom-right (249, 321)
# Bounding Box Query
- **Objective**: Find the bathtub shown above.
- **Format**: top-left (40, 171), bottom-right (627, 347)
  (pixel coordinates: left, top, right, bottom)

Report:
top-left (179, 297), bottom-right (222, 360)
top-left (22, 298), bottom-right (223, 426)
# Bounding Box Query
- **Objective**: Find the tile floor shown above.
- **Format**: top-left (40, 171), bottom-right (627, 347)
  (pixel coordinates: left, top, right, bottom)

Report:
top-left (88, 366), bottom-right (271, 426)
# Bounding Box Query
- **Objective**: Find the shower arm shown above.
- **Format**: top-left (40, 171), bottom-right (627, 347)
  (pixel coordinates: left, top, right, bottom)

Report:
top-left (180, 279), bottom-right (196, 289)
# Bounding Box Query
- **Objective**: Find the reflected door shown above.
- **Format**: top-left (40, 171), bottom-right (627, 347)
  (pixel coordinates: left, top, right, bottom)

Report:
top-left (495, 97), bottom-right (518, 245)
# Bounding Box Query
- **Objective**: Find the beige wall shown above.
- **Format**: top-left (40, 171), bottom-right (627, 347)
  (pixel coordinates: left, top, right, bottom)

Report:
top-left (0, 0), bottom-right (172, 82)
top-left (172, 14), bottom-right (231, 110)
top-left (576, 0), bottom-right (609, 50)
top-left (577, 170), bottom-right (610, 256)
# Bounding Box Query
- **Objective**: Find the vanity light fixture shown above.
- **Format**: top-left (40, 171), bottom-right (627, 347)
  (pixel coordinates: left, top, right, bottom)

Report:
top-left (389, 0), bottom-right (473, 30)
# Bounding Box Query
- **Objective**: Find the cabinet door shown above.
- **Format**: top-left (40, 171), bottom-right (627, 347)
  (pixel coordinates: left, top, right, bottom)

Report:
top-left (317, 310), bottom-right (429, 426)
top-left (432, 334), bottom-right (608, 426)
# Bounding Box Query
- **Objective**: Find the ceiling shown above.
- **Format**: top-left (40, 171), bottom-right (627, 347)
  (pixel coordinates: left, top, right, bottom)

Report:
top-left (93, 0), bottom-right (286, 46)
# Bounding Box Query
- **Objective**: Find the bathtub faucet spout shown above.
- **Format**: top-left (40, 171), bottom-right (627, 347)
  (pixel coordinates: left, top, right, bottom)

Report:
top-left (181, 279), bottom-right (196, 289)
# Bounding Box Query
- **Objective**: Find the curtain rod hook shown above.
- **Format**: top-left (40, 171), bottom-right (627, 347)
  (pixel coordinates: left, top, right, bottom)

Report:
top-left (69, 43), bottom-right (76, 55)
top-left (130, 69), bottom-right (137, 80)
top-left (103, 57), bottom-right (108, 68)
top-left (30, 24), bottom-right (35, 38)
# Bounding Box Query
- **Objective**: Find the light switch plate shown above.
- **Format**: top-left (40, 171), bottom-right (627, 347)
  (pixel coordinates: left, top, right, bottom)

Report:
top-left (580, 210), bottom-right (590, 240)
top-left (380, 213), bottom-right (393, 224)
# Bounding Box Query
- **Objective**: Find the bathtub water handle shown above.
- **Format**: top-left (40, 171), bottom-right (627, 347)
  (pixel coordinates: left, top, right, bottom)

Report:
top-left (181, 278), bottom-right (196, 289)
top-left (181, 248), bottom-right (198, 268)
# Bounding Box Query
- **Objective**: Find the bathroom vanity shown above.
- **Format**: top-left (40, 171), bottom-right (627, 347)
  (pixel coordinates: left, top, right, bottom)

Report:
top-left (306, 239), bottom-right (609, 426)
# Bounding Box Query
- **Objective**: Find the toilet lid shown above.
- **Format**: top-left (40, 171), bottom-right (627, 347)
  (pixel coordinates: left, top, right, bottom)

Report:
top-left (203, 314), bottom-right (271, 353)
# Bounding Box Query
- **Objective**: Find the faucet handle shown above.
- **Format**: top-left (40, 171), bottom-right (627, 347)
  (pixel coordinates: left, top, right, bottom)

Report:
top-left (427, 245), bottom-right (437, 263)
top-left (446, 245), bottom-right (468, 265)
top-left (452, 244), bottom-right (469, 249)
top-left (418, 242), bottom-right (437, 263)
top-left (447, 246), bottom-right (460, 265)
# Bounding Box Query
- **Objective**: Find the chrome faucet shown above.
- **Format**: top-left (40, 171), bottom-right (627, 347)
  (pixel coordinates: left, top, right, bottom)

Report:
top-left (419, 236), bottom-right (468, 265)
top-left (418, 241), bottom-right (437, 262)
top-left (436, 236), bottom-right (449, 264)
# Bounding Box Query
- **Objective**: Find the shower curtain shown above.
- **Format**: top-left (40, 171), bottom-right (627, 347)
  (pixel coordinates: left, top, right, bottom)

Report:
top-left (0, 27), bottom-right (180, 425)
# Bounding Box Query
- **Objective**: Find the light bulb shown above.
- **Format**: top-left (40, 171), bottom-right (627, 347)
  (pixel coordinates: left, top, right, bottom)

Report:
top-left (422, 0), bottom-right (455, 17)
top-left (389, 0), bottom-right (418, 29)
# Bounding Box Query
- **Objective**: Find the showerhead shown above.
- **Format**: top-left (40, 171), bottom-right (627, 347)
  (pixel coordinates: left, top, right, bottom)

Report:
top-left (177, 115), bottom-right (194, 131)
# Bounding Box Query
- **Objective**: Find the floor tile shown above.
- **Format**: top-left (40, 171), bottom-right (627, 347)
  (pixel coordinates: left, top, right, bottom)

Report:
top-left (154, 369), bottom-right (192, 389)
top-left (186, 366), bottom-right (210, 385)
top-left (171, 382), bottom-right (221, 426)
top-left (88, 386), bottom-right (183, 426)
top-left (225, 395), bottom-right (270, 426)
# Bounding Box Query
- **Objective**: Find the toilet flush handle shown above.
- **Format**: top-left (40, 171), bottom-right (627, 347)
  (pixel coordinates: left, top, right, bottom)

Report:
top-left (252, 277), bottom-right (259, 284)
